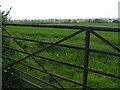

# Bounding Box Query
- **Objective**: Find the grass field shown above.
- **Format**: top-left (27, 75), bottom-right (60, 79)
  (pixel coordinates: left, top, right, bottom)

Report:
top-left (3, 23), bottom-right (119, 88)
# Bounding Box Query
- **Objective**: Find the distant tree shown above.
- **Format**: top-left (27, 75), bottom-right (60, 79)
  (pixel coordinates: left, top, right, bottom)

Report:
top-left (112, 20), bottom-right (119, 23)
top-left (88, 19), bottom-right (91, 22)
top-left (94, 19), bottom-right (103, 23)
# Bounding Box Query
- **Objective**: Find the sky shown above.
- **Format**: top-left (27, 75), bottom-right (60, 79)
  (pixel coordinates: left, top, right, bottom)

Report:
top-left (1, 0), bottom-right (120, 20)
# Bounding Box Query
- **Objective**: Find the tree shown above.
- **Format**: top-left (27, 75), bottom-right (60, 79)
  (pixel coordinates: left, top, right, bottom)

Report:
top-left (112, 20), bottom-right (119, 23)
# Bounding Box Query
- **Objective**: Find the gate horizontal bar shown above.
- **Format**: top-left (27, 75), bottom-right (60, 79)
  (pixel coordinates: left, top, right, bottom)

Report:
top-left (14, 68), bottom-right (60, 89)
top-left (2, 23), bottom-right (120, 32)
top-left (3, 36), bottom-right (120, 57)
top-left (3, 46), bottom-right (84, 69)
top-left (3, 46), bottom-right (120, 79)
top-left (16, 75), bottom-right (44, 89)
top-left (3, 56), bottom-right (97, 90)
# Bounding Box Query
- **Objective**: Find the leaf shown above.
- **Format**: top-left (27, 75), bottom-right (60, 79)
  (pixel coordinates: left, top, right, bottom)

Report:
top-left (2, 11), bottom-right (5, 15)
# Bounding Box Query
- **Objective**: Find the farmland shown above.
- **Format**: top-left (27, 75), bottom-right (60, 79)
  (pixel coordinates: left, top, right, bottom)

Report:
top-left (2, 23), bottom-right (119, 88)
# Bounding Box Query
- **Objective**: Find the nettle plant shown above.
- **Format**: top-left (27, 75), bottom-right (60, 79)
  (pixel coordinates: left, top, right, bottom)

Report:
top-left (2, 7), bottom-right (13, 70)
top-left (2, 7), bottom-right (12, 69)
top-left (2, 7), bottom-right (25, 88)
top-left (1, 7), bottom-right (12, 23)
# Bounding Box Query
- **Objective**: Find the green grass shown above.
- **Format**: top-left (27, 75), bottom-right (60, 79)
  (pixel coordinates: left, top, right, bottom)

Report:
top-left (3, 23), bottom-right (119, 89)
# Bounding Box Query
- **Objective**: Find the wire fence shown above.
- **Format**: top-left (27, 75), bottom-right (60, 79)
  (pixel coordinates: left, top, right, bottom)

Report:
top-left (2, 23), bottom-right (120, 89)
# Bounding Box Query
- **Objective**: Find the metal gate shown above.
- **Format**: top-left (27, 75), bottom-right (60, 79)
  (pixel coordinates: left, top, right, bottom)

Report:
top-left (2, 23), bottom-right (120, 89)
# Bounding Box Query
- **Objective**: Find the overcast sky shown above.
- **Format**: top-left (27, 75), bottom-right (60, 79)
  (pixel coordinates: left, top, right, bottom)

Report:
top-left (1, 0), bottom-right (119, 20)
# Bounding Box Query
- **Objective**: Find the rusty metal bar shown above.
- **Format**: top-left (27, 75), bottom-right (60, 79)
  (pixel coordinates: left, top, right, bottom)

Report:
top-left (16, 76), bottom-right (44, 89)
top-left (3, 56), bottom-right (97, 90)
top-left (8, 29), bottom-right (85, 68)
top-left (2, 27), bottom-right (65, 89)
top-left (89, 48), bottom-right (120, 57)
top-left (14, 68), bottom-right (60, 89)
top-left (91, 30), bottom-right (120, 52)
top-left (2, 23), bottom-right (120, 32)
top-left (3, 35), bottom-right (120, 57)
top-left (83, 28), bottom-right (91, 90)
top-left (3, 46), bottom-right (120, 79)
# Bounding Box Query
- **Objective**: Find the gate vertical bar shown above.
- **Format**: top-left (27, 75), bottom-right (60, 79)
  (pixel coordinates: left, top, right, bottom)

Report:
top-left (83, 28), bottom-right (91, 90)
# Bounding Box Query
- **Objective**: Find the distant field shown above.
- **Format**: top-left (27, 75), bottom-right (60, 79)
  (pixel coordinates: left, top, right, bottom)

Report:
top-left (3, 23), bottom-right (119, 88)
top-left (7, 22), bottom-right (119, 27)
top-left (54, 23), bottom-right (118, 27)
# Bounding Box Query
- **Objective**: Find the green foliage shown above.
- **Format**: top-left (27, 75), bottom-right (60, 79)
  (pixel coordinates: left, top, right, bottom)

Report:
top-left (1, 7), bottom-right (12, 23)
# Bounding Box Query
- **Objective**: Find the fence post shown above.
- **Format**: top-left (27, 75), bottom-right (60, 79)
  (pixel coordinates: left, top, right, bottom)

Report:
top-left (83, 27), bottom-right (91, 90)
